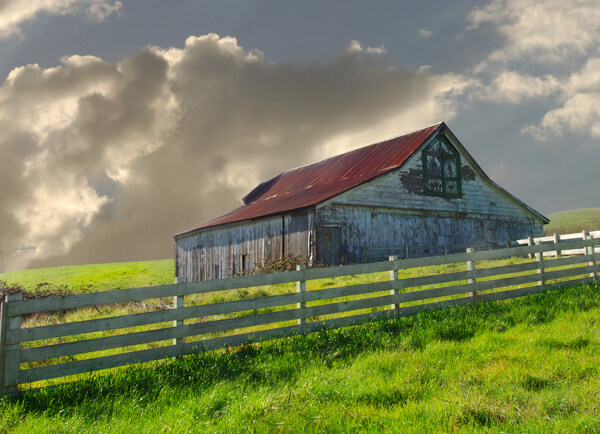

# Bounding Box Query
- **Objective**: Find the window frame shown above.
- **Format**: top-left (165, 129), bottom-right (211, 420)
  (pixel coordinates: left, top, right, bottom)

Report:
top-left (422, 136), bottom-right (462, 198)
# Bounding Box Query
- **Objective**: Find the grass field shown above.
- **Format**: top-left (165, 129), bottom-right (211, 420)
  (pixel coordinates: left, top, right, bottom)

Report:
top-left (0, 259), bottom-right (174, 293)
top-left (544, 208), bottom-right (600, 235)
top-left (1, 259), bottom-right (600, 431)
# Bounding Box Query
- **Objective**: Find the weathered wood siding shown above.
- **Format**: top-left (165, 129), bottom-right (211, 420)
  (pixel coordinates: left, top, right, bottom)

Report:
top-left (315, 135), bottom-right (544, 264)
top-left (176, 211), bottom-right (315, 281)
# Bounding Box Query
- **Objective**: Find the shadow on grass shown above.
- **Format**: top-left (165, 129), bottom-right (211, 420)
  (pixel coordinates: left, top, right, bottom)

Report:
top-left (5, 281), bottom-right (600, 421)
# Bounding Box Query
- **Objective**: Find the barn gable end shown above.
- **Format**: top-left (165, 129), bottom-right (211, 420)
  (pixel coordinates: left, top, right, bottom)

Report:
top-left (314, 127), bottom-right (544, 264)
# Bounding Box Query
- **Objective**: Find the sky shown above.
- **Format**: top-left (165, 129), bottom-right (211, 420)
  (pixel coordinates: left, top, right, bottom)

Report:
top-left (0, 0), bottom-right (598, 272)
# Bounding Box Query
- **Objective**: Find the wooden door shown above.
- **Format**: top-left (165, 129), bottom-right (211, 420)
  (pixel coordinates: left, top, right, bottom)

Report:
top-left (317, 226), bottom-right (342, 265)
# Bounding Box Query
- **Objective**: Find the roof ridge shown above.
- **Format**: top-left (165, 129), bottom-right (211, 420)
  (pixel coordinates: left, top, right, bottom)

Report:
top-left (277, 121), bottom-right (444, 175)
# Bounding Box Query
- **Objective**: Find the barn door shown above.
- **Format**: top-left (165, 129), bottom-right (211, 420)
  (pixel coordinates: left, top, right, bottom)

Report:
top-left (317, 226), bottom-right (342, 265)
top-left (287, 212), bottom-right (309, 257)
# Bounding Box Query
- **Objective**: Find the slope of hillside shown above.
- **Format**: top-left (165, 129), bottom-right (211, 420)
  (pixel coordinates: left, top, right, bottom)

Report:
top-left (544, 208), bottom-right (600, 235)
top-left (0, 259), bottom-right (174, 293)
top-left (1, 282), bottom-right (599, 432)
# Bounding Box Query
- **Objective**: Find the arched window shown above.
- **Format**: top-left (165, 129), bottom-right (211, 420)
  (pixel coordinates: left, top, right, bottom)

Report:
top-left (422, 136), bottom-right (461, 197)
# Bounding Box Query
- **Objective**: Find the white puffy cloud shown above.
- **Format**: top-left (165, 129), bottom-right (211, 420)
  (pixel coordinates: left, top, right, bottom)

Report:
top-left (522, 92), bottom-right (600, 140)
top-left (466, 0), bottom-right (600, 141)
top-left (469, 0), bottom-right (600, 66)
top-left (473, 71), bottom-right (561, 104)
top-left (0, 34), bottom-right (462, 271)
top-left (0, 0), bottom-right (122, 39)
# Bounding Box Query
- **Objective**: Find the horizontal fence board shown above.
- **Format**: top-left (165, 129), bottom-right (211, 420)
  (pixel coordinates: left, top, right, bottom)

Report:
top-left (10, 238), bottom-right (599, 317)
top-left (21, 307), bottom-right (303, 362)
top-left (304, 281), bottom-right (393, 303)
top-left (304, 294), bottom-right (395, 318)
top-left (10, 292), bottom-right (302, 344)
top-left (20, 293), bottom-right (481, 384)
top-left (25, 263), bottom-right (566, 362)
top-left (15, 257), bottom-right (596, 346)
top-left (543, 255), bottom-right (595, 269)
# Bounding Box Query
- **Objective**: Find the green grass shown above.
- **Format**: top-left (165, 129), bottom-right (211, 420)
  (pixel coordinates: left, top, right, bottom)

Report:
top-left (0, 259), bottom-right (174, 293)
top-left (2, 281), bottom-right (600, 432)
top-left (544, 207), bottom-right (600, 235)
top-left (2, 258), bottom-right (600, 431)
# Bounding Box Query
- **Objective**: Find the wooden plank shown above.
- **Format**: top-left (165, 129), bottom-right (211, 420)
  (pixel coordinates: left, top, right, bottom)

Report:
top-left (296, 265), bottom-right (307, 326)
top-left (13, 250), bottom-right (594, 346)
top-left (18, 265), bottom-right (598, 385)
top-left (303, 294), bottom-right (396, 318)
top-left (390, 256), bottom-right (399, 311)
top-left (543, 255), bottom-right (592, 269)
top-left (2, 295), bottom-right (21, 395)
top-left (20, 291), bottom-right (480, 384)
top-left (12, 237), bottom-right (598, 316)
top-left (467, 247), bottom-right (476, 297)
top-left (535, 241), bottom-right (545, 286)
top-left (0, 301), bottom-right (7, 391)
top-left (14, 256), bottom-right (569, 345)
top-left (21, 307), bottom-right (303, 362)
top-left (304, 281), bottom-right (393, 303)
top-left (26, 261), bottom-right (573, 363)
top-left (10, 292), bottom-right (302, 344)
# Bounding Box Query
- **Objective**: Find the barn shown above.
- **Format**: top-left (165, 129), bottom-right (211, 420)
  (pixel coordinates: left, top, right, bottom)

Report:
top-left (174, 122), bottom-right (549, 282)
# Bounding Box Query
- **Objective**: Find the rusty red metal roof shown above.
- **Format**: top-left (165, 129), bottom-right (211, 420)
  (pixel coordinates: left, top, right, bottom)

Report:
top-left (176, 122), bottom-right (443, 236)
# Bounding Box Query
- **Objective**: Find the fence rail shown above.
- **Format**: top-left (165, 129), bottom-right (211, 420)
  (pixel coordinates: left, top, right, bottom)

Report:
top-left (362, 241), bottom-right (510, 262)
top-left (1, 234), bottom-right (599, 395)
top-left (516, 230), bottom-right (600, 257)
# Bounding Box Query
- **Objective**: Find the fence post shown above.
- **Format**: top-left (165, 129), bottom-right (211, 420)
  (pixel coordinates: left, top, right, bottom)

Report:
top-left (173, 277), bottom-right (185, 349)
top-left (535, 241), bottom-right (545, 286)
top-left (0, 298), bottom-right (6, 395)
top-left (466, 248), bottom-right (477, 298)
top-left (296, 265), bottom-right (306, 326)
top-left (405, 246), bottom-right (410, 259)
top-left (527, 236), bottom-right (533, 259)
top-left (583, 232), bottom-right (597, 279)
top-left (389, 255), bottom-right (399, 312)
top-left (592, 234), bottom-right (600, 279)
top-left (553, 233), bottom-right (561, 258)
top-left (1, 294), bottom-right (22, 396)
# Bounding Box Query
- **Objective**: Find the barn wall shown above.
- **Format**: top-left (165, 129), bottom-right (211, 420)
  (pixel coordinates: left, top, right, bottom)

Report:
top-left (315, 138), bottom-right (544, 264)
top-left (175, 211), bottom-right (314, 282)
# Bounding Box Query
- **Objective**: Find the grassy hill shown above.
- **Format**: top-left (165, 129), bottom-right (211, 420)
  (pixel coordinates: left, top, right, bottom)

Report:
top-left (0, 259), bottom-right (174, 293)
top-left (1, 261), bottom-right (600, 431)
top-left (544, 208), bottom-right (600, 235)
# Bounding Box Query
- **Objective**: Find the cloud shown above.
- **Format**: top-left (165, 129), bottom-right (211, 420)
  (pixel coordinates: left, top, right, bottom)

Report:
top-left (344, 40), bottom-right (388, 55)
top-left (473, 71), bottom-right (561, 104)
top-left (522, 92), bottom-right (600, 140)
top-left (417, 29), bottom-right (434, 39)
top-left (469, 0), bottom-right (600, 66)
top-left (466, 0), bottom-right (600, 141)
top-left (0, 0), bottom-right (122, 39)
top-left (0, 33), bottom-right (462, 271)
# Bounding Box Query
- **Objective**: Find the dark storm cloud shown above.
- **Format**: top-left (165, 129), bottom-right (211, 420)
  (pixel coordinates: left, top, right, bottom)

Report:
top-left (0, 34), bottom-right (461, 270)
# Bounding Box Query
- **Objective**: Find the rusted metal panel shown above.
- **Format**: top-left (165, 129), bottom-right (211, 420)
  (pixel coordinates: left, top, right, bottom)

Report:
top-left (175, 123), bottom-right (443, 236)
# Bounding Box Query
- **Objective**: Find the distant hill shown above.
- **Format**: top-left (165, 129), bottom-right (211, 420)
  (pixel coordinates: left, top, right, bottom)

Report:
top-left (544, 208), bottom-right (600, 235)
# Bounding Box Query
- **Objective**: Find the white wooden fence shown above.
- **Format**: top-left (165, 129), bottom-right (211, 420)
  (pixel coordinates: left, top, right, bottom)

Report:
top-left (517, 230), bottom-right (600, 257)
top-left (1, 235), bottom-right (599, 396)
